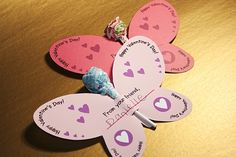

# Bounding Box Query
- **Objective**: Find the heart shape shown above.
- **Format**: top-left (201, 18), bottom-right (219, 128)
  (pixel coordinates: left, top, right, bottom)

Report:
top-left (143, 17), bottom-right (148, 21)
top-left (82, 43), bottom-right (87, 48)
top-left (79, 104), bottom-right (90, 113)
top-left (139, 23), bottom-right (149, 30)
top-left (77, 116), bottom-right (85, 123)
top-left (137, 68), bottom-right (145, 74)
top-left (158, 64), bottom-right (162, 68)
top-left (90, 44), bottom-right (100, 52)
top-left (116, 131), bottom-right (130, 143)
top-left (71, 65), bottom-right (76, 69)
top-left (64, 131), bottom-right (69, 136)
top-left (155, 58), bottom-right (160, 62)
top-left (124, 61), bottom-right (130, 66)
top-left (153, 24), bottom-right (159, 30)
top-left (123, 69), bottom-right (134, 77)
top-left (86, 54), bottom-right (93, 60)
top-left (68, 105), bottom-right (74, 110)
top-left (154, 98), bottom-right (168, 109)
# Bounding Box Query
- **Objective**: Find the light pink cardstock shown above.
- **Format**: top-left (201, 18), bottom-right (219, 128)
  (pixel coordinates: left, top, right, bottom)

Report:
top-left (49, 0), bottom-right (194, 76)
top-left (34, 36), bottom-right (192, 157)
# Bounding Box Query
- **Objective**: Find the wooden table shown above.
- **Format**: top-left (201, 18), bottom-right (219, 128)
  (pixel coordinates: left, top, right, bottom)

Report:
top-left (1, 0), bottom-right (236, 156)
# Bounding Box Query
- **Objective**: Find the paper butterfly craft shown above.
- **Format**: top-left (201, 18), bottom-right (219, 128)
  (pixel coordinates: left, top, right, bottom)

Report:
top-left (34, 36), bottom-right (192, 157)
top-left (49, 0), bottom-right (194, 79)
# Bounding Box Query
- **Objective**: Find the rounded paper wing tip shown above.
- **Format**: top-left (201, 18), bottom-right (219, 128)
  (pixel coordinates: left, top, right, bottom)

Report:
top-left (82, 67), bottom-right (118, 99)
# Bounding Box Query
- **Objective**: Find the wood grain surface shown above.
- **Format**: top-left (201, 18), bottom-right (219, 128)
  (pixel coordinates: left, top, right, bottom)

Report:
top-left (0, 0), bottom-right (236, 157)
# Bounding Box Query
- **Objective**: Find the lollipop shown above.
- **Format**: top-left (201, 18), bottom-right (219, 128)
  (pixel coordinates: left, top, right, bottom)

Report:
top-left (104, 16), bottom-right (128, 44)
top-left (82, 67), bottom-right (156, 129)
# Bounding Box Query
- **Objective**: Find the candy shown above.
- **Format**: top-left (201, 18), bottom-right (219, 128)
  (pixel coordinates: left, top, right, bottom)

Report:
top-left (104, 17), bottom-right (128, 43)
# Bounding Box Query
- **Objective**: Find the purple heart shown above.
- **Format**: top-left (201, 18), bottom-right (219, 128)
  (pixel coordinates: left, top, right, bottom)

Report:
top-left (155, 58), bottom-right (160, 62)
top-left (77, 116), bottom-right (85, 123)
top-left (90, 44), bottom-right (100, 52)
top-left (123, 69), bottom-right (134, 77)
top-left (124, 61), bottom-right (130, 66)
top-left (64, 131), bottom-right (69, 136)
top-left (153, 25), bottom-right (159, 30)
top-left (68, 105), bottom-right (74, 110)
top-left (158, 65), bottom-right (162, 68)
top-left (79, 104), bottom-right (90, 113)
top-left (140, 23), bottom-right (149, 30)
top-left (137, 68), bottom-right (145, 74)
top-left (73, 134), bottom-right (77, 137)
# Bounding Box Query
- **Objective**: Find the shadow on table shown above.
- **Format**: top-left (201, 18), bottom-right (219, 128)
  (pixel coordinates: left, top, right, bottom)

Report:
top-left (44, 52), bottom-right (83, 80)
top-left (23, 123), bottom-right (111, 156)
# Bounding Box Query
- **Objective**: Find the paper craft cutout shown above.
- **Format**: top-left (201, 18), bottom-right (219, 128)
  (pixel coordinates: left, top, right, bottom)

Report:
top-left (49, 0), bottom-right (194, 79)
top-left (34, 36), bottom-right (192, 157)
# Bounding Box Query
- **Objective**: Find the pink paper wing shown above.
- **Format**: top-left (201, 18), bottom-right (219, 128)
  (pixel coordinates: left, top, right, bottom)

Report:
top-left (33, 94), bottom-right (115, 140)
top-left (159, 43), bottom-right (194, 73)
top-left (103, 115), bottom-right (146, 157)
top-left (138, 88), bottom-right (192, 121)
top-left (49, 35), bottom-right (121, 78)
top-left (113, 36), bottom-right (165, 113)
top-left (129, 0), bottom-right (179, 44)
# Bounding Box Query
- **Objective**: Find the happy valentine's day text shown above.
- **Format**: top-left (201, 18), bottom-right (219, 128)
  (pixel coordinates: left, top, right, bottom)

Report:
top-left (111, 141), bottom-right (143, 157)
top-left (52, 37), bottom-right (80, 67)
top-left (141, 1), bottom-right (177, 18)
top-left (170, 93), bottom-right (189, 119)
top-left (103, 88), bottom-right (155, 129)
top-left (119, 39), bottom-right (159, 57)
top-left (38, 99), bottom-right (64, 135)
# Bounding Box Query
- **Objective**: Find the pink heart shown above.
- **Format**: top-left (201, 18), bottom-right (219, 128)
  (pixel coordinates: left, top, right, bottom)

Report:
top-left (68, 105), bottom-right (74, 110)
top-left (77, 116), bottom-right (85, 123)
top-left (153, 25), bottom-right (159, 30)
top-left (90, 44), bottom-right (100, 52)
top-left (143, 17), bottom-right (148, 21)
top-left (79, 104), bottom-right (90, 113)
top-left (82, 43), bottom-right (87, 48)
top-left (86, 54), bottom-right (93, 60)
top-left (139, 23), bottom-right (149, 30)
top-left (64, 131), bottom-right (69, 136)
top-left (71, 65), bottom-right (76, 69)
top-left (124, 61), bottom-right (130, 66)
top-left (137, 68), bottom-right (145, 74)
top-left (123, 69), bottom-right (134, 77)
